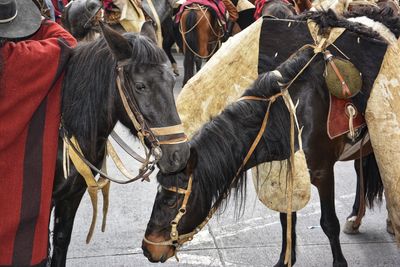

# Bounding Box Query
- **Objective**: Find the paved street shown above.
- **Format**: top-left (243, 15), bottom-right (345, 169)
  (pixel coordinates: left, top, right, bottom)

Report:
top-left (66, 54), bottom-right (399, 267)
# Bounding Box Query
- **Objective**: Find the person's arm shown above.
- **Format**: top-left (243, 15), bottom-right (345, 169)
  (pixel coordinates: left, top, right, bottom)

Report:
top-left (32, 19), bottom-right (77, 47)
top-left (1, 20), bottom-right (77, 115)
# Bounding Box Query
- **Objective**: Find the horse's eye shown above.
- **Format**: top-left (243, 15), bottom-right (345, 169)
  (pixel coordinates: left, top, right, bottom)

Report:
top-left (135, 82), bottom-right (146, 92)
top-left (162, 196), bottom-right (178, 209)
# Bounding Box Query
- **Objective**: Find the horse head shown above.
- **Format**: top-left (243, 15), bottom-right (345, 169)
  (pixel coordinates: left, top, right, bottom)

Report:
top-left (100, 22), bottom-right (190, 174)
top-left (262, 0), bottom-right (297, 18)
top-left (62, 0), bottom-right (102, 40)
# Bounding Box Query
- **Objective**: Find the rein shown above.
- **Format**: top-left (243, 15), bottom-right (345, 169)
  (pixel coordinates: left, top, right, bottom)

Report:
top-left (62, 58), bottom-right (187, 243)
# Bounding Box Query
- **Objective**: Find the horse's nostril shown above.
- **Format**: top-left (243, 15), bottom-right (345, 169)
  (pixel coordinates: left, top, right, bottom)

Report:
top-left (171, 151), bottom-right (181, 164)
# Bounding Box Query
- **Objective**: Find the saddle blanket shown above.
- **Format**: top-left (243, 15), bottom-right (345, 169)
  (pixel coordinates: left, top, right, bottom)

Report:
top-left (0, 21), bottom-right (76, 266)
top-left (175, 0), bottom-right (227, 26)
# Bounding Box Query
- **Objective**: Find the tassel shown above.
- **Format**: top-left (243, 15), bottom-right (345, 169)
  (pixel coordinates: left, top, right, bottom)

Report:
top-left (62, 137), bottom-right (70, 179)
top-left (347, 105), bottom-right (356, 141)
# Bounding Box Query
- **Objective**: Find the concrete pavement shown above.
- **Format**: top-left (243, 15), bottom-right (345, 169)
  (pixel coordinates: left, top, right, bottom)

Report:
top-left (66, 54), bottom-right (399, 267)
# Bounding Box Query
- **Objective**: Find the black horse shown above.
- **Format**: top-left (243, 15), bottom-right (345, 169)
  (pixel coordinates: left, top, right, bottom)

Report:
top-left (141, 10), bottom-right (396, 266)
top-left (50, 24), bottom-right (190, 266)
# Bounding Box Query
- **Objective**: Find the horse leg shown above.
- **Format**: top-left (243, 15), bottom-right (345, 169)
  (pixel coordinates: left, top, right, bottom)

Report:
top-left (314, 167), bottom-right (348, 267)
top-left (161, 18), bottom-right (179, 76)
top-left (195, 57), bottom-right (202, 72)
top-left (51, 169), bottom-right (87, 267)
top-left (181, 9), bottom-right (198, 85)
top-left (343, 159), bottom-right (362, 234)
top-left (274, 212), bottom-right (297, 267)
top-left (183, 51), bottom-right (195, 86)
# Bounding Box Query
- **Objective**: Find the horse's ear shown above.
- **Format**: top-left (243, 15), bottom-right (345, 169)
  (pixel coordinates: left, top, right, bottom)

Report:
top-left (140, 21), bottom-right (158, 44)
top-left (99, 22), bottom-right (131, 61)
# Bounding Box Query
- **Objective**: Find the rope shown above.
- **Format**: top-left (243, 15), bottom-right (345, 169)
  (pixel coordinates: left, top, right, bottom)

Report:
top-left (179, 4), bottom-right (223, 59)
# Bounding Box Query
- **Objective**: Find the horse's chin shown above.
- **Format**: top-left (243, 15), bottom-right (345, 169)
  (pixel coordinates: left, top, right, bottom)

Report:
top-left (142, 239), bottom-right (175, 263)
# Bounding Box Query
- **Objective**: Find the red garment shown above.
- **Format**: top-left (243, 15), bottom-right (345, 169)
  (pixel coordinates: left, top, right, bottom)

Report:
top-left (51, 0), bottom-right (70, 23)
top-left (0, 20), bottom-right (76, 266)
top-left (175, 0), bottom-right (228, 27)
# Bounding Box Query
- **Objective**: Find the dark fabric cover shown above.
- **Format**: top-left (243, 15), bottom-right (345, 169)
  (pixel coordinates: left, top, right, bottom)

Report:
top-left (258, 17), bottom-right (388, 114)
top-left (0, 20), bottom-right (76, 266)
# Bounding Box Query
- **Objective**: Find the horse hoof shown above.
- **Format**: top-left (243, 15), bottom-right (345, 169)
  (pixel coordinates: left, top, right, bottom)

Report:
top-left (343, 217), bottom-right (360, 235)
top-left (333, 261), bottom-right (348, 267)
top-left (172, 63), bottom-right (179, 76)
top-left (387, 218), bottom-right (395, 235)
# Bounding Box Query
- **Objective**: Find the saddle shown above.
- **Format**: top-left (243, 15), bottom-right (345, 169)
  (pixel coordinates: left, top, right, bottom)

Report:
top-left (175, 0), bottom-right (228, 28)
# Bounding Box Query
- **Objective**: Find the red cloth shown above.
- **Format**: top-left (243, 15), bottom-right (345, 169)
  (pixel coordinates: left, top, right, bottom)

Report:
top-left (0, 20), bottom-right (76, 266)
top-left (51, 0), bottom-right (70, 23)
top-left (175, 0), bottom-right (228, 26)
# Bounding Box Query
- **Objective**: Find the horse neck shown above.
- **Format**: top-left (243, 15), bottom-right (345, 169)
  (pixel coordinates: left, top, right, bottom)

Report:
top-left (62, 40), bottom-right (119, 160)
top-left (191, 96), bottom-right (291, 205)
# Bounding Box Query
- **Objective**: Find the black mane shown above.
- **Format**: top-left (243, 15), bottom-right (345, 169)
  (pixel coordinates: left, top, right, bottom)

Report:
top-left (158, 47), bottom-right (320, 215)
top-left (344, 5), bottom-right (400, 38)
top-left (62, 33), bottom-right (167, 160)
top-left (293, 9), bottom-right (386, 41)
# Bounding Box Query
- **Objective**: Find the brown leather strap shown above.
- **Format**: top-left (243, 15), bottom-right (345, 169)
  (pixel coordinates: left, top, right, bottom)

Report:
top-left (354, 134), bottom-right (367, 228)
top-left (158, 136), bottom-right (188, 145)
top-left (150, 124), bottom-right (185, 136)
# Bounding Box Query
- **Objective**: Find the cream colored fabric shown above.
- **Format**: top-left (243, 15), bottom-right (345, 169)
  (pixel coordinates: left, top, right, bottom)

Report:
top-left (237, 0), bottom-right (255, 12)
top-left (177, 18), bottom-right (263, 137)
top-left (253, 150), bottom-right (310, 212)
top-left (365, 33), bottom-right (400, 245)
top-left (177, 18), bottom-right (311, 212)
top-left (119, 0), bottom-right (146, 33)
top-left (311, 0), bottom-right (352, 14)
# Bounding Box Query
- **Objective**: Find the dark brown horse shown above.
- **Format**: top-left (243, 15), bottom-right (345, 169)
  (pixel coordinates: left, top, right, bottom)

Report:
top-left (50, 23), bottom-right (190, 266)
top-left (180, 3), bottom-right (225, 85)
top-left (141, 10), bottom-right (397, 267)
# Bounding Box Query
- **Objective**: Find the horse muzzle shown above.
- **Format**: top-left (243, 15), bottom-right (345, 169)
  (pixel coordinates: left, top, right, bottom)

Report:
top-left (157, 142), bottom-right (190, 173)
top-left (142, 236), bottom-right (175, 263)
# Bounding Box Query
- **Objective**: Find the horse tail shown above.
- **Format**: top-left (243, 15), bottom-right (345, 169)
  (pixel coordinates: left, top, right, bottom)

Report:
top-left (363, 153), bottom-right (384, 208)
top-left (183, 9), bottom-right (199, 55)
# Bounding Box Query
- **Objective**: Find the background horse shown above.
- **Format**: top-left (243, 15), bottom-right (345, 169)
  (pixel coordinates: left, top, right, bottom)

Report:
top-left (62, 0), bottom-right (182, 73)
top-left (180, 3), bottom-right (224, 85)
top-left (50, 24), bottom-right (190, 266)
top-left (142, 11), bottom-right (396, 266)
